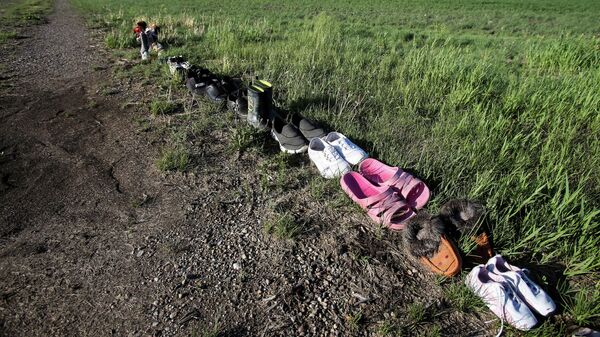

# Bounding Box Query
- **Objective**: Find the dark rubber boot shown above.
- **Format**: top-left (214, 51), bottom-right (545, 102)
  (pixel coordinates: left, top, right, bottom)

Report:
top-left (247, 85), bottom-right (268, 130)
top-left (254, 80), bottom-right (274, 121)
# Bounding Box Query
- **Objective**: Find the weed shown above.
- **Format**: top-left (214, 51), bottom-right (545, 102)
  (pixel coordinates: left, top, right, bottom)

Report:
top-left (156, 146), bottom-right (189, 171)
top-left (150, 99), bottom-right (180, 116)
top-left (407, 302), bottom-right (427, 324)
top-left (426, 324), bottom-right (441, 337)
top-left (376, 319), bottom-right (400, 337)
top-left (345, 310), bottom-right (364, 332)
top-left (264, 212), bottom-right (302, 240)
top-left (228, 125), bottom-right (259, 154)
top-left (563, 285), bottom-right (600, 326)
top-left (0, 31), bottom-right (17, 43)
top-left (192, 323), bottom-right (222, 337)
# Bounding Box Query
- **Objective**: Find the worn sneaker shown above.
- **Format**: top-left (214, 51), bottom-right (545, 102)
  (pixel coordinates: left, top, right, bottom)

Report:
top-left (486, 255), bottom-right (556, 316)
top-left (141, 51), bottom-right (150, 61)
top-left (324, 132), bottom-right (368, 165)
top-left (466, 265), bottom-right (538, 331)
top-left (271, 117), bottom-right (308, 154)
top-left (308, 138), bottom-right (351, 179)
top-left (291, 114), bottom-right (326, 141)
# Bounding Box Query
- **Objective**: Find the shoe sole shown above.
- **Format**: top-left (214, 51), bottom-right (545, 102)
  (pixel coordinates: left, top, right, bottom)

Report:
top-left (279, 144), bottom-right (308, 154)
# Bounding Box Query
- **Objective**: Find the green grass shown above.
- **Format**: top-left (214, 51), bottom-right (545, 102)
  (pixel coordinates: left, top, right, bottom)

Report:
top-left (263, 212), bottom-right (302, 240)
top-left (2, 0), bottom-right (52, 26)
top-left (443, 278), bottom-right (485, 312)
top-left (0, 0), bottom-right (53, 44)
top-left (70, 0), bottom-right (600, 329)
top-left (149, 99), bottom-right (180, 116)
top-left (156, 146), bottom-right (189, 172)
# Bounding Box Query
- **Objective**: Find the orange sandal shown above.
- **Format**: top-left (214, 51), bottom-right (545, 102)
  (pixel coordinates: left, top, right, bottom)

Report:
top-left (420, 235), bottom-right (462, 277)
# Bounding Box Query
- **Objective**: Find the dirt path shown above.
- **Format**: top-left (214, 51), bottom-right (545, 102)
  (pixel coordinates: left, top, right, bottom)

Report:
top-left (0, 0), bottom-right (189, 335)
top-left (0, 1), bottom-right (491, 336)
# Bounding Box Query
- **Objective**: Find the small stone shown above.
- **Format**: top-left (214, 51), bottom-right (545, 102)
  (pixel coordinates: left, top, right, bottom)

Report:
top-left (154, 277), bottom-right (159, 282)
top-left (232, 263), bottom-right (241, 270)
top-left (152, 322), bottom-right (159, 327)
top-left (170, 312), bottom-right (177, 319)
top-left (136, 250), bottom-right (144, 257)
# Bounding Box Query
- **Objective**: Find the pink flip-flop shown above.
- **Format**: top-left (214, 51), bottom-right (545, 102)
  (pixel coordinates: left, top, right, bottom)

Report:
top-left (358, 159), bottom-right (430, 210)
top-left (340, 172), bottom-right (415, 230)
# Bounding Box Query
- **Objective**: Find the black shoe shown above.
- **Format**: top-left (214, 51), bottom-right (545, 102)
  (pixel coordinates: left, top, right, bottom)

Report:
top-left (290, 114), bottom-right (326, 141)
top-left (186, 77), bottom-right (207, 96)
top-left (271, 116), bottom-right (308, 154)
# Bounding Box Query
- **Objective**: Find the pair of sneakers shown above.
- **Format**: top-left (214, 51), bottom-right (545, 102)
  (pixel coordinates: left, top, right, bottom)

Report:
top-left (308, 133), bottom-right (367, 178)
top-left (271, 114), bottom-right (326, 154)
top-left (466, 255), bottom-right (556, 331)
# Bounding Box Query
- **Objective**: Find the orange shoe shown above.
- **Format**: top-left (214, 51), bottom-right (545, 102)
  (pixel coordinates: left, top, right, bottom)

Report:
top-left (420, 235), bottom-right (462, 277)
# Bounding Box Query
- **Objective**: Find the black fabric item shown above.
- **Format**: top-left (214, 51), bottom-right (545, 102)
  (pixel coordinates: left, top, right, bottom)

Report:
top-left (290, 114), bottom-right (326, 140)
top-left (403, 211), bottom-right (445, 258)
top-left (271, 117), bottom-right (307, 151)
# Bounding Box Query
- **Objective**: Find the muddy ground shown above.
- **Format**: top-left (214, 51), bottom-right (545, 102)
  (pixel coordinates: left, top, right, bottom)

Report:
top-left (0, 0), bottom-right (495, 336)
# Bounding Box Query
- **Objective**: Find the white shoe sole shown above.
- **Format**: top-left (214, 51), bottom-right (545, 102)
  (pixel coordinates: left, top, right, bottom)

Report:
top-left (271, 130), bottom-right (307, 154)
top-left (279, 144), bottom-right (308, 154)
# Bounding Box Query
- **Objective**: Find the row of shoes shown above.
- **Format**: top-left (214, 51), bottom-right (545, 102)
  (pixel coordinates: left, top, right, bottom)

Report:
top-left (467, 255), bottom-right (556, 331)
top-left (164, 55), bottom-right (558, 334)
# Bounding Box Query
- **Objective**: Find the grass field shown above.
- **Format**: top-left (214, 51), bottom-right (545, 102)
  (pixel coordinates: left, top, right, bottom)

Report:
top-left (70, 0), bottom-right (600, 330)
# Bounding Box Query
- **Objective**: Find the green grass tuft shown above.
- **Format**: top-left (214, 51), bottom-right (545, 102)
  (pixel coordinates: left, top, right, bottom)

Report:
top-left (150, 99), bottom-right (180, 116)
top-left (444, 279), bottom-right (485, 313)
top-left (264, 212), bottom-right (302, 240)
top-left (156, 147), bottom-right (189, 172)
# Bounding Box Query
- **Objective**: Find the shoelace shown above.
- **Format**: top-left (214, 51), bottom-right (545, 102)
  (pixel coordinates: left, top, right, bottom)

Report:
top-left (323, 147), bottom-right (341, 162)
top-left (339, 140), bottom-right (355, 152)
top-left (519, 272), bottom-right (540, 295)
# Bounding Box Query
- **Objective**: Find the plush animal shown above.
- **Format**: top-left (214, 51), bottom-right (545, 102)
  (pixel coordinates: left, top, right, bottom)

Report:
top-left (403, 211), bottom-right (445, 258)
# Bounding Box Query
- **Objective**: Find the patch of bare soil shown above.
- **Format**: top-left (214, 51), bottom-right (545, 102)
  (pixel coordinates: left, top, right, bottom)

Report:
top-left (0, 0), bottom-right (493, 336)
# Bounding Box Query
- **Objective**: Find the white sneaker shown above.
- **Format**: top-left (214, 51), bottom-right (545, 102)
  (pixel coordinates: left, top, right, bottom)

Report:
top-left (141, 51), bottom-right (150, 61)
top-left (308, 138), bottom-right (351, 179)
top-left (466, 265), bottom-right (538, 331)
top-left (323, 132), bottom-right (368, 165)
top-left (486, 255), bottom-right (556, 316)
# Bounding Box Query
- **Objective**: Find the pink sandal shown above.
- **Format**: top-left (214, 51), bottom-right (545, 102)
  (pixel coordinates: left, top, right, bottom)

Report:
top-left (359, 159), bottom-right (430, 210)
top-left (340, 172), bottom-right (415, 230)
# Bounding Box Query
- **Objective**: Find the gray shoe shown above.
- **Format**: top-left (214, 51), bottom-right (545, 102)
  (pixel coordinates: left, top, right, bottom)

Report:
top-left (290, 114), bottom-right (326, 141)
top-left (271, 117), bottom-right (308, 154)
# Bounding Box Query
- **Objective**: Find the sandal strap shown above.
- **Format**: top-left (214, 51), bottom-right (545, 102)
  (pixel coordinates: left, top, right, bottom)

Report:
top-left (388, 169), bottom-right (421, 196)
top-left (366, 192), bottom-right (409, 224)
top-left (364, 189), bottom-right (394, 208)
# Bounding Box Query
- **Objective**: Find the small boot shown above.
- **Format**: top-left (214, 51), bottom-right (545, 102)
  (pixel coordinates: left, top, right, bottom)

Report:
top-left (247, 85), bottom-right (268, 130)
top-left (254, 80), bottom-right (274, 121)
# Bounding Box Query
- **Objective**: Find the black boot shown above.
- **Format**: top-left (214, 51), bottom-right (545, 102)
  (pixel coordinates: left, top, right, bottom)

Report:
top-left (247, 85), bottom-right (268, 130)
top-left (254, 80), bottom-right (274, 121)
